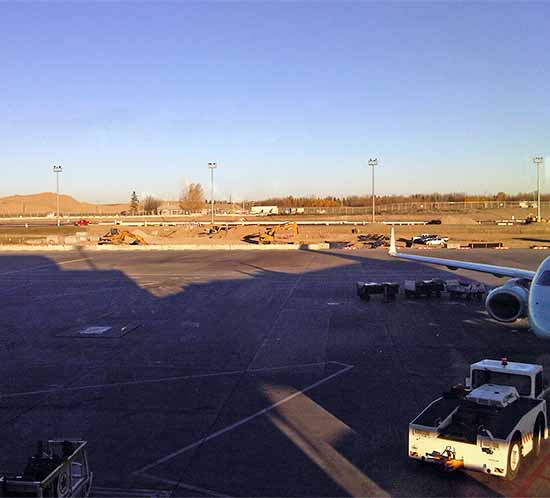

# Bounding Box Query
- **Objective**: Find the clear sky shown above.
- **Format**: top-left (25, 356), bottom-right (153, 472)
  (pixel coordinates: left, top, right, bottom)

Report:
top-left (0, 1), bottom-right (548, 203)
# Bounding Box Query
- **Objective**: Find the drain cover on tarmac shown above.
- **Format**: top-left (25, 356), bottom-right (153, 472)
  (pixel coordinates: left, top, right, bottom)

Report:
top-left (56, 322), bottom-right (139, 338)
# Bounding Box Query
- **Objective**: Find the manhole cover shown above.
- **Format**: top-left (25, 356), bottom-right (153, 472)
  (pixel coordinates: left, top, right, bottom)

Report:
top-left (56, 322), bottom-right (139, 338)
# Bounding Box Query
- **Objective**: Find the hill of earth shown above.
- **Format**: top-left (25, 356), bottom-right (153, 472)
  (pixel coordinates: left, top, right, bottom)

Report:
top-left (0, 192), bottom-right (127, 215)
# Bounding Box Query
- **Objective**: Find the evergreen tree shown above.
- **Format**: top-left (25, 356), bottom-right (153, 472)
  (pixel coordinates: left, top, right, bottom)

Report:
top-left (130, 191), bottom-right (139, 214)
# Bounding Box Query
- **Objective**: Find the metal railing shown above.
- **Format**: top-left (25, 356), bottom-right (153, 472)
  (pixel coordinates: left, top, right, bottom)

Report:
top-left (0, 200), bottom-right (546, 218)
top-left (297, 201), bottom-right (549, 216)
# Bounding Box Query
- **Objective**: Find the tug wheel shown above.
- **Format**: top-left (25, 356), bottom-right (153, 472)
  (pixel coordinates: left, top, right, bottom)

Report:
top-left (532, 418), bottom-right (545, 458)
top-left (506, 437), bottom-right (522, 480)
top-left (55, 465), bottom-right (71, 497)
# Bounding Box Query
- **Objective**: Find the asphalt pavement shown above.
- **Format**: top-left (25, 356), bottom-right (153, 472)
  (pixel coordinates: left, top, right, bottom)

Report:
top-left (1, 248), bottom-right (549, 497)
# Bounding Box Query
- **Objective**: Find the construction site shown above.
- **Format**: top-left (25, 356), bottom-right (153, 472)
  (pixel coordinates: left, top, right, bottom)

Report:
top-left (1, 191), bottom-right (549, 250)
top-left (0, 214), bottom-right (549, 251)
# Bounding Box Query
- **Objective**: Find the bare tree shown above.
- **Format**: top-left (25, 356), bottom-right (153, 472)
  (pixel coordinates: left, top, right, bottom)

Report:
top-left (180, 183), bottom-right (205, 212)
top-left (143, 195), bottom-right (161, 214)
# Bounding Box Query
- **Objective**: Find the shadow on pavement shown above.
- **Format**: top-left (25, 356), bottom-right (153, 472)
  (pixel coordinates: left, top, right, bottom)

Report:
top-left (0, 250), bottom-right (545, 496)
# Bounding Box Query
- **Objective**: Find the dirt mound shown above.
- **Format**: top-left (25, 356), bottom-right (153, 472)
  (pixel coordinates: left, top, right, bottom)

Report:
top-left (0, 192), bottom-right (127, 215)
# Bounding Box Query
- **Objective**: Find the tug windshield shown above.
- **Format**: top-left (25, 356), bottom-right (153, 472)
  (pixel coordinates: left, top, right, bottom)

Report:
top-left (472, 370), bottom-right (532, 396)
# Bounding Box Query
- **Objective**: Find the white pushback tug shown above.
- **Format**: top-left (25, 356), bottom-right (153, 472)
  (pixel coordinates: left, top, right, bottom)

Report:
top-left (409, 358), bottom-right (548, 480)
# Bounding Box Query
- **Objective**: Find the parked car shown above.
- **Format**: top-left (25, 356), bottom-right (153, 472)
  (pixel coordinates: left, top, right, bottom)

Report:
top-left (412, 233), bottom-right (437, 244)
top-left (424, 236), bottom-right (449, 246)
top-left (412, 233), bottom-right (448, 245)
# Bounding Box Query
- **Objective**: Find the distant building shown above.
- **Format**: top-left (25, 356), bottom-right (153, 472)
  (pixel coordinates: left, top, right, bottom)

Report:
top-left (519, 201), bottom-right (537, 209)
top-left (281, 207), bottom-right (304, 215)
top-left (250, 205), bottom-right (278, 215)
top-left (158, 202), bottom-right (184, 216)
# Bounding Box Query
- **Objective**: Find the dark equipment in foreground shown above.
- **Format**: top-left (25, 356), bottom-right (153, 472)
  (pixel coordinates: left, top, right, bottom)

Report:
top-left (0, 440), bottom-right (93, 497)
top-left (356, 278), bottom-right (485, 303)
top-left (404, 279), bottom-right (445, 298)
top-left (356, 281), bottom-right (400, 302)
top-left (446, 280), bottom-right (486, 300)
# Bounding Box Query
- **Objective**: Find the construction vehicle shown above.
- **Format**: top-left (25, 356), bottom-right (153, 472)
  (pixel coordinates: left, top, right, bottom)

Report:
top-left (0, 439), bottom-right (93, 496)
top-left (206, 224), bottom-right (235, 238)
top-left (98, 228), bottom-right (148, 245)
top-left (259, 223), bottom-right (299, 245)
top-left (409, 359), bottom-right (549, 480)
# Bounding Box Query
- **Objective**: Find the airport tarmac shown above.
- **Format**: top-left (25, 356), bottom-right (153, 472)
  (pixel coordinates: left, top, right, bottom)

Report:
top-left (1, 248), bottom-right (549, 497)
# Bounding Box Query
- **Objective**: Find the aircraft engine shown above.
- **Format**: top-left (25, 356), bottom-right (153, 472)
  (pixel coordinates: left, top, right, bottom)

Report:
top-left (485, 279), bottom-right (529, 323)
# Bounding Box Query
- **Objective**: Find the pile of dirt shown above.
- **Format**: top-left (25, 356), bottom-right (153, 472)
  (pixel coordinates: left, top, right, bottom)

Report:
top-left (0, 192), bottom-right (126, 215)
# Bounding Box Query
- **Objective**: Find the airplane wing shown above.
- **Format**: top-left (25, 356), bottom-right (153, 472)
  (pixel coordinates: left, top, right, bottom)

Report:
top-left (389, 227), bottom-right (536, 280)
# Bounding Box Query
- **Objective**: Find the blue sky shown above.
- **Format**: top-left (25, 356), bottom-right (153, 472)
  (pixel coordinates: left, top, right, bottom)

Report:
top-left (0, 1), bottom-right (548, 203)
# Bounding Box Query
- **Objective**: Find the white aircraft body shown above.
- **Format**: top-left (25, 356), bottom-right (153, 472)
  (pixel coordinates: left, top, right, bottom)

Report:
top-left (389, 228), bottom-right (550, 338)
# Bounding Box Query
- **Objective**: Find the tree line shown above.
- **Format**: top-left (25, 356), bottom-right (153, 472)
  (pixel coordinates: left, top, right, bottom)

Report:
top-left (253, 192), bottom-right (550, 208)
top-left (128, 184), bottom-right (206, 214)
top-left (127, 188), bottom-right (548, 213)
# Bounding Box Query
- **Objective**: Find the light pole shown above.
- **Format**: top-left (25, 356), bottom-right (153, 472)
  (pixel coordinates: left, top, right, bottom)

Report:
top-left (368, 158), bottom-right (378, 223)
top-left (53, 165), bottom-right (63, 226)
top-left (534, 156), bottom-right (544, 222)
top-left (208, 162), bottom-right (217, 225)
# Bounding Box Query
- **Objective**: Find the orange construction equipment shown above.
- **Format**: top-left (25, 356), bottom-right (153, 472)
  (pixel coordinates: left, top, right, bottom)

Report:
top-left (98, 228), bottom-right (148, 245)
top-left (259, 223), bottom-right (299, 245)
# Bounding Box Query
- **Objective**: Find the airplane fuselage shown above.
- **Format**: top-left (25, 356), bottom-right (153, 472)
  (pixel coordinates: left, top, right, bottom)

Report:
top-left (529, 257), bottom-right (550, 338)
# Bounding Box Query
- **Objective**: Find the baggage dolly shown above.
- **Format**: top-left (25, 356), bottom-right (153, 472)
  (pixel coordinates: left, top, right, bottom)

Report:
top-left (356, 281), bottom-right (400, 302)
top-left (446, 280), bottom-right (486, 301)
top-left (404, 279), bottom-right (445, 298)
top-left (0, 440), bottom-right (93, 497)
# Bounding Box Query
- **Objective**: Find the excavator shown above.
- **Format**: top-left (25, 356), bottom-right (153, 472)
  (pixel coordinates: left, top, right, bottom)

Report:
top-left (259, 223), bottom-right (299, 245)
top-left (98, 228), bottom-right (148, 245)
